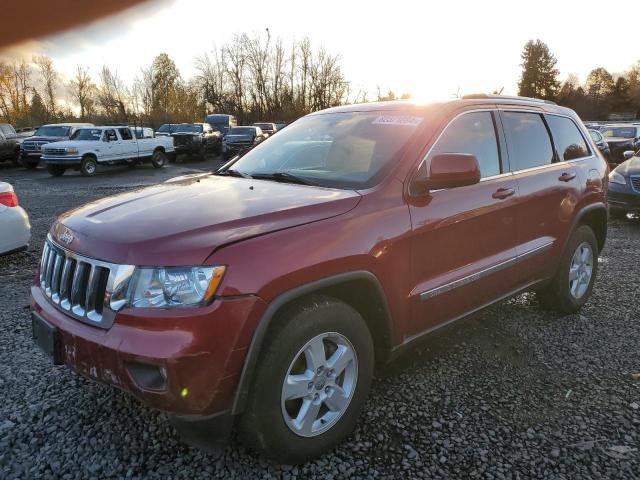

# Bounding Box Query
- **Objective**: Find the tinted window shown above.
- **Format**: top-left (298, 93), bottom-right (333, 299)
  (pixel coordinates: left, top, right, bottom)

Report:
top-left (104, 129), bottom-right (117, 141)
top-left (545, 116), bottom-right (590, 160)
top-left (502, 112), bottom-right (553, 171)
top-left (118, 128), bottom-right (133, 140)
top-left (430, 111), bottom-right (501, 178)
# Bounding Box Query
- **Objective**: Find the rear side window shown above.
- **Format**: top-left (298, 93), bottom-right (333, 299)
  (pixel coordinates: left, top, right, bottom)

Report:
top-left (501, 112), bottom-right (553, 171)
top-left (118, 128), bottom-right (133, 140)
top-left (546, 115), bottom-right (590, 161)
top-left (430, 111), bottom-right (501, 178)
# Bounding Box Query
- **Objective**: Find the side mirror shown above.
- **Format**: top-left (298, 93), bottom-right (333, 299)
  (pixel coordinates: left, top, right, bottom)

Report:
top-left (623, 150), bottom-right (635, 160)
top-left (427, 153), bottom-right (481, 190)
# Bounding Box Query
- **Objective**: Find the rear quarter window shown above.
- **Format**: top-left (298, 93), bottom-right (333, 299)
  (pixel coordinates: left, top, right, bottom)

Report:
top-left (546, 115), bottom-right (590, 161)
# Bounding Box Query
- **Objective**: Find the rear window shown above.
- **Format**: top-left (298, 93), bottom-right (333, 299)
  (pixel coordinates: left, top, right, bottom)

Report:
top-left (502, 112), bottom-right (554, 171)
top-left (601, 126), bottom-right (637, 138)
top-left (546, 115), bottom-right (590, 161)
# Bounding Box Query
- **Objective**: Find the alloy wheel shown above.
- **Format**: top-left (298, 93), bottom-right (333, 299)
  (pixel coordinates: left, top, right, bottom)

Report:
top-left (281, 332), bottom-right (358, 437)
top-left (569, 241), bottom-right (593, 299)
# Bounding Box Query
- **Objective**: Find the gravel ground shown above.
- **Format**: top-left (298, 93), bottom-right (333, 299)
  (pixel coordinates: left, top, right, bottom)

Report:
top-left (1, 158), bottom-right (639, 479)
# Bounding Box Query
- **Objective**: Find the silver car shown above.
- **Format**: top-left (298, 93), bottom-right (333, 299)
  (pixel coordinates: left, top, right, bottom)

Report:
top-left (0, 181), bottom-right (30, 255)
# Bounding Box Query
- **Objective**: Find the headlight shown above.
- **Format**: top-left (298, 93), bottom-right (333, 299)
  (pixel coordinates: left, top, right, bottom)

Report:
top-left (129, 266), bottom-right (225, 308)
top-left (609, 171), bottom-right (626, 185)
top-left (65, 147), bottom-right (79, 155)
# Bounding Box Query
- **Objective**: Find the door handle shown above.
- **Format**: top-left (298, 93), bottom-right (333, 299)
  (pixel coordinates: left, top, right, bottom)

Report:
top-left (492, 187), bottom-right (515, 200)
top-left (559, 172), bottom-right (576, 182)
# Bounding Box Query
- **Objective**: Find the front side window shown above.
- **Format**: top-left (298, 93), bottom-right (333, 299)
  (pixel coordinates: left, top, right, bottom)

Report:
top-left (227, 111), bottom-right (423, 189)
top-left (429, 111), bottom-right (501, 178)
top-left (546, 115), bottom-right (590, 161)
top-left (501, 111), bottom-right (554, 171)
top-left (118, 128), bottom-right (133, 140)
top-left (70, 128), bottom-right (102, 141)
top-left (104, 129), bottom-right (117, 141)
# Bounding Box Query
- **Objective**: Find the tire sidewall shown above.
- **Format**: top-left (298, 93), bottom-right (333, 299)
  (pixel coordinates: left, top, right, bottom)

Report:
top-left (246, 298), bottom-right (374, 463)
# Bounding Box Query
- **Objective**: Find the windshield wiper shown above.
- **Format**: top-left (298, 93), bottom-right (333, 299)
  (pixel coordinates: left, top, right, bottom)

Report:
top-left (215, 168), bottom-right (252, 179)
top-left (251, 172), bottom-right (319, 186)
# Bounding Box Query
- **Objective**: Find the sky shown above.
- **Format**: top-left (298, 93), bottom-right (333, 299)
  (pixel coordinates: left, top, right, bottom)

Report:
top-left (2, 0), bottom-right (640, 102)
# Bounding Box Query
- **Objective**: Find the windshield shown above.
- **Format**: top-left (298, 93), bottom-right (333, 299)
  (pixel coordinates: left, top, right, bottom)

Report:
top-left (36, 126), bottom-right (71, 137)
top-left (228, 127), bottom-right (256, 136)
top-left (602, 127), bottom-right (637, 138)
top-left (226, 112), bottom-right (424, 189)
top-left (70, 128), bottom-right (103, 141)
top-left (157, 124), bottom-right (177, 133)
top-left (173, 124), bottom-right (203, 133)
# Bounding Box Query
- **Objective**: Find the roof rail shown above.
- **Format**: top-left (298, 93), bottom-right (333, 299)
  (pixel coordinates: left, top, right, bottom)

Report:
top-left (462, 93), bottom-right (557, 105)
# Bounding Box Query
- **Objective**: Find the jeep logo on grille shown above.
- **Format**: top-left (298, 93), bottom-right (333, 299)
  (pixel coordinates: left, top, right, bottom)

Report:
top-left (58, 229), bottom-right (74, 245)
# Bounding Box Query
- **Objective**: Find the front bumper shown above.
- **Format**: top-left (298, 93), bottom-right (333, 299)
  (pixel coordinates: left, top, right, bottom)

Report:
top-left (608, 181), bottom-right (640, 213)
top-left (31, 284), bottom-right (266, 416)
top-left (41, 155), bottom-right (82, 164)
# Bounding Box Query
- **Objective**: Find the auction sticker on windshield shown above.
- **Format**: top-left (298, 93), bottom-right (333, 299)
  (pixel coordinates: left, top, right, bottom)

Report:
top-left (372, 115), bottom-right (423, 126)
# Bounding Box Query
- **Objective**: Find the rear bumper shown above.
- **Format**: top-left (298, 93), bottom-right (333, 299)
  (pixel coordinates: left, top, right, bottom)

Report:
top-left (31, 284), bottom-right (267, 416)
top-left (0, 206), bottom-right (30, 255)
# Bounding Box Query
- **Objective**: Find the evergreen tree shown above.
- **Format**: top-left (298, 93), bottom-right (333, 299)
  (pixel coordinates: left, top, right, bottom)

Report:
top-left (517, 39), bottom-right (560, 101)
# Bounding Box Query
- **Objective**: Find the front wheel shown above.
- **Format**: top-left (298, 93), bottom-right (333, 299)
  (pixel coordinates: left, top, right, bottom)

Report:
top-left (46, 164), bottom-right (65, 176)
top-left (537, 225), bottom-right (598, 314)
top-left (238, 295), bottom-right (374, 464)
top-left (21, 158), bottom-right (39, 169)
top-left (151, 150), bottom-right (167, 168)
top-left (80, 156), bottom-right (97, 176)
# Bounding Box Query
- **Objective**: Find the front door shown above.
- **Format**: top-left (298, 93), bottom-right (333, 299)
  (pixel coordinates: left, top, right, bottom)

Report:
top-left (407, 110), bottom-right (520, 339)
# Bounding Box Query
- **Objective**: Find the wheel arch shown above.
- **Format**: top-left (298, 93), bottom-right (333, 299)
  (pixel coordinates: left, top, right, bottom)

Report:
top-left (574, 202), bottom-right (607, 253)
top-left (231, 270), bottom-right (393, 416)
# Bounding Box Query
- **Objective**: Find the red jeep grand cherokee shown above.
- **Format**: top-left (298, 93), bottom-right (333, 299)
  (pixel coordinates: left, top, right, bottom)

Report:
top-left (31, 95), bottom-right (608, 463)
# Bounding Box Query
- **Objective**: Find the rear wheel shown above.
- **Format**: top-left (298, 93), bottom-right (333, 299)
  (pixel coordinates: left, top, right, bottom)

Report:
top-left (46, 164), bottom-right (65, 176)
top-left (238, 295), bottom-right (374, 464)
top-left (80, 156), bottom-right (97, 176)
top-left (537, 225), bottom-right (598, 314)
top-left (151, 150), bottom-right (167, 168)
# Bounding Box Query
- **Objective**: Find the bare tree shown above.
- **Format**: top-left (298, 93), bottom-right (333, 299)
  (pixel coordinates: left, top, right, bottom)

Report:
top-left (68, 65), bottom-right (95, 119)
top-left (97, 66), bottom-right (130, 122)
top-left (33, 55), bottom-right (59, 119)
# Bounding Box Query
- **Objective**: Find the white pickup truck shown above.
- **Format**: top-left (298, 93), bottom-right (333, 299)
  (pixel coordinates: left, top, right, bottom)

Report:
top-left (41, 126), bottom-right (175, 176)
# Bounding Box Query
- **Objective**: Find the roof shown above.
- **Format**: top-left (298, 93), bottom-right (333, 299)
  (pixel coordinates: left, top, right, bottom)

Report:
top-left (43, 122), bottom-right (93, 127)
top-left (316, 95), bottom-right (576, 117)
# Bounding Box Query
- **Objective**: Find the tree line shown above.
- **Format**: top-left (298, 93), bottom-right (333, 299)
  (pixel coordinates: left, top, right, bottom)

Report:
top-left (2, 35), bottom-right (640, 129)
top-left (518, 39), bottom-right (640, 120)
top-left (0, 32), bottom-right (350, 128)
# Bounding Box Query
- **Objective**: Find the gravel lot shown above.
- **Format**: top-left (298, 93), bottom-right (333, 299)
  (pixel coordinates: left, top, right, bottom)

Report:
top-left (1, 158), bottom-right (639, 479)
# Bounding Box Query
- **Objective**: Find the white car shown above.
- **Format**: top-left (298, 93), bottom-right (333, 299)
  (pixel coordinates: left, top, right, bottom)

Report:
top-left (0, 181), bottom-right (30, 255)
top-left (41, 126), bottom-right (175, 177)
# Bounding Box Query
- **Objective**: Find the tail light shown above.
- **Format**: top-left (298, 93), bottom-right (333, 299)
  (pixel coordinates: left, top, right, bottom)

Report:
top-left (0, 191), bottom-right (19, 207)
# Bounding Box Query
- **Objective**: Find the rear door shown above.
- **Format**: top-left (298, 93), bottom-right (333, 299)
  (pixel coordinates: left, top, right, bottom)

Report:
top-left (117, 128), bottom-right (138, 159)
top-left (407, 109), bottom-right (520, 338)
top-left (499, 109), bottom-right (585, 283)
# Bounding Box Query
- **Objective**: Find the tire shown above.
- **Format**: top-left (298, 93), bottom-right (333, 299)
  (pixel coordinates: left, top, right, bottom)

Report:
top-left (21, 158), bottom-right (39, 169)
top-left (238, 295), bottom-right (374, 464)
top-left (46, 164), bottom-right (65, 176)
top-left (537, 225), bottom-right (598, 314)
top-left (80, 156), bottom-right (97, 177)
top-left (11, 149), bottom-right (20, 167)
top-left (151, 150), bottom-right (167, 168)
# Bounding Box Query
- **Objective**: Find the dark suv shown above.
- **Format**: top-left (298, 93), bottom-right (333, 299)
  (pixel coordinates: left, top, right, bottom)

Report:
top-left (31, 96), bottom-right (607, 464)
top-left (171, 123), bottom-right (222, 158)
